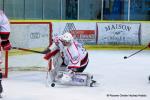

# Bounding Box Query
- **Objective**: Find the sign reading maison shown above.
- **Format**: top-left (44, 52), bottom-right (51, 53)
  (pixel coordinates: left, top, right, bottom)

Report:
top-left (105, 24), bottom-right (131, 32)
top-left (97, 23), bottom-right (140, 45)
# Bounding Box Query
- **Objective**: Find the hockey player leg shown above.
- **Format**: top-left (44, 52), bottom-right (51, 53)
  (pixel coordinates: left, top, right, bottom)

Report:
top-left (53, 71), bottom-right (97, 87)
top-left (56, 71), bottom-right (73, 84)
top-left (46, 52), bottom-right (66, 87)
top-left (46, 69), bottom-right (57, 87)
top-left (72, 72), bottom-right (97, 87)
top-left (46, 66), bottom-right (65, 87)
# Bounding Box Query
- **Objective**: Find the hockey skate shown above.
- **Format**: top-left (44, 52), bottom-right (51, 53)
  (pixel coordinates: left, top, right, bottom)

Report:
top-left (86, 75), bottom-right (97, 87)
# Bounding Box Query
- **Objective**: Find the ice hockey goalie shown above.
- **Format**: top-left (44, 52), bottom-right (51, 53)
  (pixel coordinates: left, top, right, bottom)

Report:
top-left (44, 32), bottom-right (96, 87)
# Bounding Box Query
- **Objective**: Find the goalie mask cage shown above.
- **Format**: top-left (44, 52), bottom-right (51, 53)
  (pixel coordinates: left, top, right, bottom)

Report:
top-left (2, 21), bottom-right (52, 78)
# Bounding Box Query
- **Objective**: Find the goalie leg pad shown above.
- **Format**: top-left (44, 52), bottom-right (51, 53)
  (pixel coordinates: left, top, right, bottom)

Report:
top-left (55, 71), bottom-right (95, 87)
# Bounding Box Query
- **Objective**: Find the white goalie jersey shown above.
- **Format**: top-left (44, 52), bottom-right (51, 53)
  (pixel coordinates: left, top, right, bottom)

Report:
top-left (46, 36), bottom-right (88, 69)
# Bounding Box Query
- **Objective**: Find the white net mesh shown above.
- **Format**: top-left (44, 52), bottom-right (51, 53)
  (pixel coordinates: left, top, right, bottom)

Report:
top-left (2, 22), bottom-right (52, 77)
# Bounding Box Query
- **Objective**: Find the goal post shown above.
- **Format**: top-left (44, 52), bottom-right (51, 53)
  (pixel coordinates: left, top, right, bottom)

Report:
top-left (2, 51), bottom-right (8, 78)
top-left (2, 21), bottom-right (53, 78)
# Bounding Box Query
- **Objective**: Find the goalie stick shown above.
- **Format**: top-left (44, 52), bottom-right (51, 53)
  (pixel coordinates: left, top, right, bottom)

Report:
top-left (12, 47), bottom-right (45, 54)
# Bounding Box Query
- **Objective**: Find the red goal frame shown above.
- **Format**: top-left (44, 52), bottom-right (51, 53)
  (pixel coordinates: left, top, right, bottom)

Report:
top-left (3, 21), bottom-right (53, 78)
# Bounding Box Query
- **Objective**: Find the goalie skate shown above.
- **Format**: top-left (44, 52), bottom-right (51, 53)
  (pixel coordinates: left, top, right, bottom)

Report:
top-left (49, 71), bottom-right (97, 87)
top-left (86, 75), bottom-right (97, 87)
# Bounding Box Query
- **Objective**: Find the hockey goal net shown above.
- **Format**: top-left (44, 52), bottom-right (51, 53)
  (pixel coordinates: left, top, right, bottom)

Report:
top-left (2, 21), bottom-right (52, 78)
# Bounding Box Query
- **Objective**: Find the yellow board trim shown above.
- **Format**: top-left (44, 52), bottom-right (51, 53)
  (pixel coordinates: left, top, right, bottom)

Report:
top-left (10, 20), bottom-right (150, 23)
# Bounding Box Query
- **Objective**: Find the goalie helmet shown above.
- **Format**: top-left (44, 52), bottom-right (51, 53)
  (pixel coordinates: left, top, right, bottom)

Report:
top-left (61, 32), bottom-right (73, 43)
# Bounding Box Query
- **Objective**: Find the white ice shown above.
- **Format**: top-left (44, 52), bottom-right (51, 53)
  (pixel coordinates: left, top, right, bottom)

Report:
top-left (1, 50), bottom-right (150, 100)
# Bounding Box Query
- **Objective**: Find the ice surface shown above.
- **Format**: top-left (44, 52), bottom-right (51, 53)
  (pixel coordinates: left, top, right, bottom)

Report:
top-left (1, 50), bottom-right (150, 100)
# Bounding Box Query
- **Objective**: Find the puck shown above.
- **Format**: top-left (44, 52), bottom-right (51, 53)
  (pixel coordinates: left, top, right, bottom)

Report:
top-left (51, 83), bottom-right (55, 87)
top-left (124, 56), bottom-right (127, 59)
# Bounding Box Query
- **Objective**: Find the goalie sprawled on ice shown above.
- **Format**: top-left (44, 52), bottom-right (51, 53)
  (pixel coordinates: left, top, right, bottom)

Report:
top-left (44, 32), bottom-right (96, 87)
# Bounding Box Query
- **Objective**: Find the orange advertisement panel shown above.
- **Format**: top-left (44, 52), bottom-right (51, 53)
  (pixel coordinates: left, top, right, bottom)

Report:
top-left (70, 30), bottom-right (96, 44)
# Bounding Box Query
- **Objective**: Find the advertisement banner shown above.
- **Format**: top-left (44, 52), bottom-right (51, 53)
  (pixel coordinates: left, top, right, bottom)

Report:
top-left (52, 22), bottom-right (96, 44)
top-left (97, 23), bottom-right (141, 45)
top-left (10, 22), bottom-right (51, 48)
